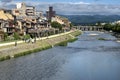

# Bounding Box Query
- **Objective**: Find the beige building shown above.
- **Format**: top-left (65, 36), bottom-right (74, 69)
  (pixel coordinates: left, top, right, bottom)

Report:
top-left (0, 9), bottom-right (15, 41)
top-left (52, 16), bottom-right (64, 24)
top-left (13, 2), bottom-right (35, 17)
top-left (52, 15), bottom-right (71, 27)
top-left (0, 9), bottom-right (15, 36)
top-left (0, 9), bottom-right (14, 20)
top-left (51, 15), bottom-right (71, 31)
top-left (12, 3), bottom-right (26, 16)
top-left (12, 2), bottom-right (37, 35)
top-left (0, 29), bottom-right (4, 41)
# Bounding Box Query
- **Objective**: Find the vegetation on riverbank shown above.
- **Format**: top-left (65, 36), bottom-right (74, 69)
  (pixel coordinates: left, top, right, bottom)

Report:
top-left (103, 23), bottom-right (120, 33)
top-left (0, 30), bottom-right (81, 61)
top-left (0, 55), bottom-right (11, 61)
top-left (58, 38), bottom-right (78, 46)
top-left (70, 30), bottom-right (81, 36)
top-left (98, 38), bottom-right (106, 40)
top-left (14, 45), bottom-right (52, 58)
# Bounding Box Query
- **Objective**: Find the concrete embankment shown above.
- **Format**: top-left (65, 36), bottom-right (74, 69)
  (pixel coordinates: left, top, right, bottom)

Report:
top-left (0, 30), bottom-right (81, 61)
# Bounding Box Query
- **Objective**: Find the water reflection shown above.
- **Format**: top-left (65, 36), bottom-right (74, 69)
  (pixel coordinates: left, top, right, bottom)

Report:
top-left (0, 31), bottom-right (120, 80)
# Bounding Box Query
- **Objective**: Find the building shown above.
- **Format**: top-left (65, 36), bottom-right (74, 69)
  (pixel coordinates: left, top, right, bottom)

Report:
top-left (12, 3), bottom-right (26, 16)
top-left (51, 16), bottom-right (64, 24)
top-left (0, 19), bottom-right (4, 41)
top-left (46, 6), bottom-right (56, 21)
top-left (0, 9), bottom-right (15, 35)
top-left (52, 15), bottom-right (71, 27)
top-left (0, 9), bottom-right (14, 20)
top-left (26, 6), bottom-right (35, 16)
top-left (13, 3), bottom-right (36, 17)
top-left (12, 3), bottom-right (38, 35)
top-left (36, 11), bottom-right (44, 18)
top-left (0, 29), bottom-right (4, 41)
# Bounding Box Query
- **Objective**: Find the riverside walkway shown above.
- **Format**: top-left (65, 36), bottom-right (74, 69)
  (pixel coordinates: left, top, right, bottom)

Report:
top-left (0, 30), bottom-right (80, 59)
top-left (0, 30), bottom-right (74, 47)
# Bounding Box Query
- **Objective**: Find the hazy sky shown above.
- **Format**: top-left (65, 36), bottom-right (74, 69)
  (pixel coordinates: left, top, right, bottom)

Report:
top-left (1, 0), bottom-right (120, 4)
top-left (1, 0), bottom-right (119, 4)
top-left (1, 0), bottom-right (120, 15)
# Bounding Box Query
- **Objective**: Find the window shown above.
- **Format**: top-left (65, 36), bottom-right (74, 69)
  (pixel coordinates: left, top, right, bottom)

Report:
top-left (15, 10), bottom-right (19, 13)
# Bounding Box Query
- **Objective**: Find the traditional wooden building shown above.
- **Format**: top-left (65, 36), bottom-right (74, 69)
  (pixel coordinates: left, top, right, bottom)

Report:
top-left (0, 9), bottom-right (15, 34)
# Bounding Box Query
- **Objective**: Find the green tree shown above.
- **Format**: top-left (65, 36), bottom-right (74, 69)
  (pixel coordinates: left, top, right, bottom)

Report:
top-left (51, 21), bottom-right (62, 31)
top-left (23, 34), bottom-right (31, 40)
top-left (4, 33), bottom-right (8, 41)
top-left (13, 32), bottom-right (20, 40)
top-left (70, 23), bottom-right (74, 29)
top-left (103, 23), bottom-right (120, 32)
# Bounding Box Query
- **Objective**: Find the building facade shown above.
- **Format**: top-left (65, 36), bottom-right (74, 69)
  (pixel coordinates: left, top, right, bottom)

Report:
top-left (46, 6), bottom-right (56, 21)
top-left (0, 9), bottom-right (15, 35)
top-left (26, 6), bottom-right (35, 16)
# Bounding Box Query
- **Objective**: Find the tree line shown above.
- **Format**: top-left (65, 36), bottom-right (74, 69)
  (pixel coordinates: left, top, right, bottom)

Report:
top-left (103, 23), bottom-right (120, 33)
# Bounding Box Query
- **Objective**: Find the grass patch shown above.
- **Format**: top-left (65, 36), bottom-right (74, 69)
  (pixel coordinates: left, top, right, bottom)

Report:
top-left (55, 41), bottom-right (68, 46)
top-left (0, 30), bottom-right (81, 61)
top-left (70, 30), bottom-right (81, 37)
top-left (98, 38), bottom-right (106, 40)
top-left (0, 55), bottom-right (11, 61)
top-left (58, 41), bottom-right (68, 46)
top-left (14, 45), bottom-right (52, 58)
top-left (67, 38), bottom-right (78, 43)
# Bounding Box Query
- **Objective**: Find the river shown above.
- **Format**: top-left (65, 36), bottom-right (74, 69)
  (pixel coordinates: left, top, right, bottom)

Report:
top-left (0, 31), bottom-right (120, 80)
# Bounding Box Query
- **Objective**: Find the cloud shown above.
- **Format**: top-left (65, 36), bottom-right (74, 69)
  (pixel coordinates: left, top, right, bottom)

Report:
top-left (0, 0), bottom-right (13, 2)
top-left (3, 1), bottom-right (120, 15)
top-left (0, 0), bottom-right (13, 8)
top-left (35, 3), bottom-right (120, 15)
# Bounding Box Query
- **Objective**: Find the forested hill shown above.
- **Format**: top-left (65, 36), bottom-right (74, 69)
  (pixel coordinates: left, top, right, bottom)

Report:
top-left (61, 15), bottom-right (120, 25)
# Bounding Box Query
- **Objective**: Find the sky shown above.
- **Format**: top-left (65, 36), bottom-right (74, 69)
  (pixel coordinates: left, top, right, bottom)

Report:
top-left (1, 0), bottom-right (120, 15)
top-left (1, 0), bottom-right (119, 4)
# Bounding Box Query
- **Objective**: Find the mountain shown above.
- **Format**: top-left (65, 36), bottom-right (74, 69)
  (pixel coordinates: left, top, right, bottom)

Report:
top-left (61, 15), bottom-right (120, 25)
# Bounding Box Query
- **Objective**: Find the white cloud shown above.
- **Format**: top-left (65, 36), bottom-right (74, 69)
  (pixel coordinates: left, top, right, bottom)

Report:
top-left (68, 2), bottom-right (90, 5)
top-left (2, 1), bottom-right (120, 15)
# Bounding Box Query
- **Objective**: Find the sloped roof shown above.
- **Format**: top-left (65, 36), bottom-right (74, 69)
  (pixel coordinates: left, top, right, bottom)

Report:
top-left (0, 10), bottom-right (14, 20)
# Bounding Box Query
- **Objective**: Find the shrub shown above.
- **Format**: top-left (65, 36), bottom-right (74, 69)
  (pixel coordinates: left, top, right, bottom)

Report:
top-left (13, 32), bottom-right (20, 40)
top-left (68, 38), bottom-right (78, 42)
top-left (51, 21), bottom-right (62, 31)
top-left (23, 34), bottom-right (31, 40)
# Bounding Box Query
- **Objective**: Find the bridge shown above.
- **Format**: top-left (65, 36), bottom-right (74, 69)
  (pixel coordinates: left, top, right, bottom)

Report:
top-left (75, 26), bottom-right (103, 31)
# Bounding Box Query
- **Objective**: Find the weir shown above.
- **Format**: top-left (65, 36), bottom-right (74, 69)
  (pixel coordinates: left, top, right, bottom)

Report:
top-left (75, 26), bottom-right (103, 31)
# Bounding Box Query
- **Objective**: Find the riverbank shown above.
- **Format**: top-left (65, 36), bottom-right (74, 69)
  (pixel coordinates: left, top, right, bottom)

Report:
top-left (0, 30), bottom-right (81, 61)
top-left (108, 32), bottom-right (120, 42)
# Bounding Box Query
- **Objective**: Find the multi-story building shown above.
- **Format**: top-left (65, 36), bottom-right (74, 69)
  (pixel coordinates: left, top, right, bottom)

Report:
top-left (0, 19), bottom-right (4, 41)
top-left (51, 15), bottom-right (71, 31)
top-left (36, 11), bottom-right (44, 18)
top-left (26, 6), bottom-right (35, 16)
top-left (51, 16), bottom-right (64, 25)
top-left (51, 15), bottom-right (71, 27)
top-left (46, 6), bottom-right (56, 21)
top-left (13, 2), bottom-right (36, 17)
top-left (0, 9), bottom-right (15, 36)
top-left (12, 3), bottom-right (26, 16)
top-left (12, 3), bottom-right (38, 35)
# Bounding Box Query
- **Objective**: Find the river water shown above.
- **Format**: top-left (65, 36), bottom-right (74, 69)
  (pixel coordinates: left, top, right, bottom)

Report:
top-left (0, 31), bottom-right (120, 80)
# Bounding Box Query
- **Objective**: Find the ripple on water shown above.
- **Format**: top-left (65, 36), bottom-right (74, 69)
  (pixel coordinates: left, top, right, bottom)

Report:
top-left (0, 31), bottom-right (120, 80)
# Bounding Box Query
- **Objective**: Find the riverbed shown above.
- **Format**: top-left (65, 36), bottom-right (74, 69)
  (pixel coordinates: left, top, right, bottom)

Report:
top-left (0, 31), bottom-right (120, 80)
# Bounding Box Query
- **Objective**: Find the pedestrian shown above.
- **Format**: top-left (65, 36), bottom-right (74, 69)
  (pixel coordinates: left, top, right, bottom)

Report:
top-left (31, 39), bottom-right (34, 44)
top-left (34, 38), bottom-right (36, 43)
top-left (15, 41), bottom-right (17, 46)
